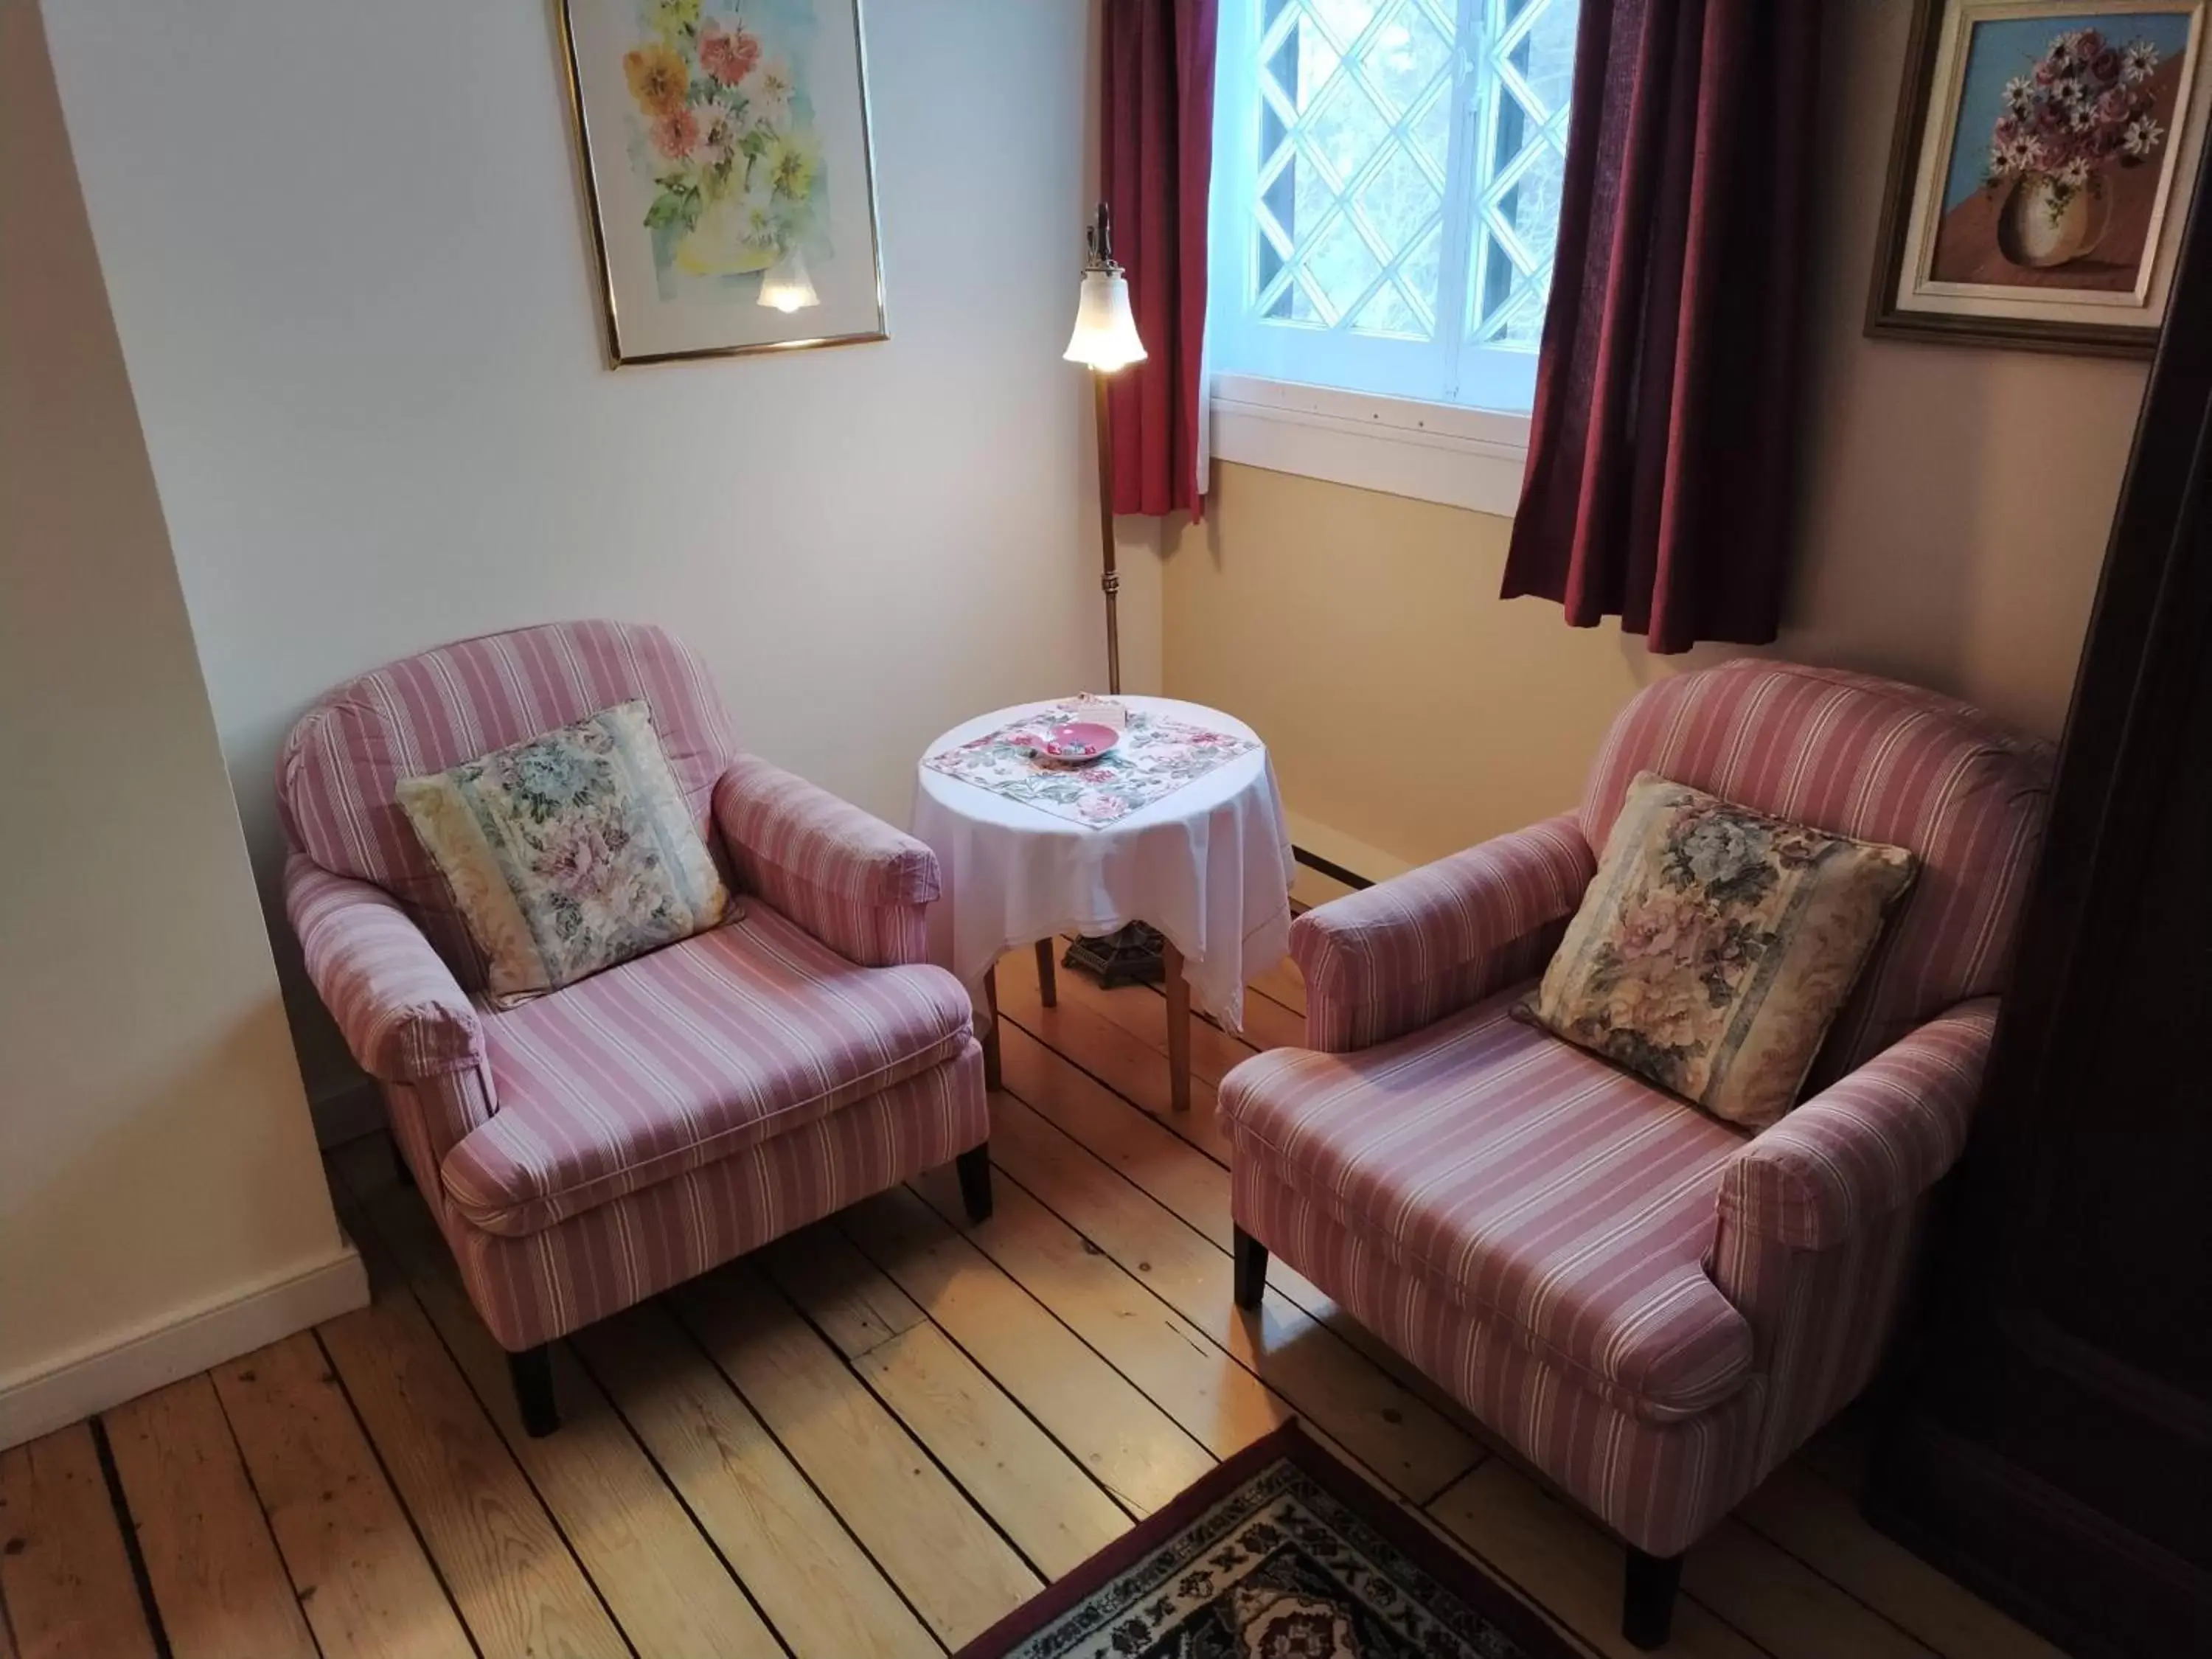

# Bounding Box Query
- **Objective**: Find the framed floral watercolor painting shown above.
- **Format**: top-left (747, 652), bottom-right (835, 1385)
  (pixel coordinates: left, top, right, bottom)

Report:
top-left (1868, 0), bottom-right (2210, 356)
top-left (556, 0), bottom-right (886, 364)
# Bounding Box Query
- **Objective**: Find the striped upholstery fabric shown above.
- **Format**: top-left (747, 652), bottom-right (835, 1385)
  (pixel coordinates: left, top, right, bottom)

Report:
top-left (442, 904), bottom-right (972, 1235)
top-left (278, 621), bottom-right (736, 987)
top-left (1732, 1194), bottom-right (1927, 1474)
top-left (1228, 661), bottom-right (2049, 1562)
top-left (284, 854), bottom-right (484, 1085)
top-left (1713, 1000), bottom-right (1995, 1465)
top-left (1719, 999), bottom-right (1995, 1251)
top-left (1292, 815), bottom-right (1596, 1053)
top-left (278, 620), bottom-right (992, 1357)
top-left (1582, 663), bottom-right (2051, 1080)
top-left (714, 756), bottom-right (939, 968)
top-left (386, 1068), bottom-right (496, 1208)
top-left (1235, 1169), bottom-right (1770, 1557)
top-left (438, 1042), bottom-right (986, 1351)
top-left (1221, 990), bottom-right (1753, 1422)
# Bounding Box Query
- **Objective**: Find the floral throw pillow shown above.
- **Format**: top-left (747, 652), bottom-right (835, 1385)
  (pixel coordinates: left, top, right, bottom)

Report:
top-left (1528, 773), bottom-right (1918, 1130)
top-left (397, 700), bottom-right (730, 1006)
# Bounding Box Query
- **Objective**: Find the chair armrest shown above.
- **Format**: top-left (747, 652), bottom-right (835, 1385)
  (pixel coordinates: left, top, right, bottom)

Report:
top-left (1717, 998), bottom-right (1997, 1251)
top-left (713, 755), bottom-right (940, 967)
top-left (1707, 999), bottom-right (1997, 1455)
top-left (1291, 814), bottom-right (1596, 1052)
top-left (284, 855), bottom-right (485, 1083)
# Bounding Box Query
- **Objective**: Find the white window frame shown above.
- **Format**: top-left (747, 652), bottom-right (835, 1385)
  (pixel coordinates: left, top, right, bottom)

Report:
top-left (1208, 373), bottom-right (1530, 516)
top-left (1206, 0), bottom-right (1572, 514)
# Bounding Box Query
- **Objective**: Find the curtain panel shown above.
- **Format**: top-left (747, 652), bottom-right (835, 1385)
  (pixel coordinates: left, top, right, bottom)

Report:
top-left (1503, 0), bottom-right (1823, 652)
top-left (1101, 0), bottom-right (1219, 519)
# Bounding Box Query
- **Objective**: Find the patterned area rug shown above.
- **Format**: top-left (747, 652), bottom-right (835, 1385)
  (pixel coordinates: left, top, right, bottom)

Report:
top-left (953, 1425), bottom-right (1578, 1658)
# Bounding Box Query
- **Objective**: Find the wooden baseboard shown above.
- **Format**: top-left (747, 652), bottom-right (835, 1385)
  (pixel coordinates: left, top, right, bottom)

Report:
top-left (1292, 844), bottom-right (1374, 891)
top-left (0, 1245), bottom-right (369, 1450)
top-left (1283, 812), bottom-right (1406, 907)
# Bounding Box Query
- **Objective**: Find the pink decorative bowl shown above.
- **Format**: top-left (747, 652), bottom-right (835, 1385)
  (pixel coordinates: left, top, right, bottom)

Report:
top-left (1010, 720), bottom-right (1121, 764)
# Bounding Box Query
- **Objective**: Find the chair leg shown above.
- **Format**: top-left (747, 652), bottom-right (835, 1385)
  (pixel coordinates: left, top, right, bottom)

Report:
top-left (957, 1144), bottom-right (993, 1223)
top-left (1162, 939), bottom-right (1192, 1112)
top-left (1233, 1226), bottom-right (1267, 1310)
top-left (1035, 939), bottom-right (1059, 1008)
top-left (1621, 1547), bottom-right (1682, 1650)
top-left (509, 1345), bottom-right (560, 1439)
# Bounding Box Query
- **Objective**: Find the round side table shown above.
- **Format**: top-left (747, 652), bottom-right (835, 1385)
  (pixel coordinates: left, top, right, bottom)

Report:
top-left (911, 696), bottom-right (1295, 1110)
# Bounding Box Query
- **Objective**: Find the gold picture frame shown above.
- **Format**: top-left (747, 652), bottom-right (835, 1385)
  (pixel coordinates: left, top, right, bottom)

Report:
top-left (554, 0), bottom-right (888, 366)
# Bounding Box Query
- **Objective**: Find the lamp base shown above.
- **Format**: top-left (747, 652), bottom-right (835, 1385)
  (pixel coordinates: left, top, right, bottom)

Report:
top-left (1061, 923), bottom-right (1165, 989)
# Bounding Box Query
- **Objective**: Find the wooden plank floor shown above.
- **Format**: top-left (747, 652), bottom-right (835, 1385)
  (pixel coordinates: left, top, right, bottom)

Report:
top-left (0, 946), bottom-right (2070, 1659)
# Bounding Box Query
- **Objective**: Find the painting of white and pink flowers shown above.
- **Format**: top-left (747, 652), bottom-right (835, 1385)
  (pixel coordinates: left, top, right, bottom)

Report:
top-left (1871, 1), bottom-right (2206, 356)
top-left (559, 0), bottom-right (885, 364)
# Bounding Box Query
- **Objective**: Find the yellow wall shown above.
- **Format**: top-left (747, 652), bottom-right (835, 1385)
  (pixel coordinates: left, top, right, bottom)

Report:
top-left (1164, 0), bottom-right (2143, 874)
top-left (0, 0), bottom-right (361, 1446)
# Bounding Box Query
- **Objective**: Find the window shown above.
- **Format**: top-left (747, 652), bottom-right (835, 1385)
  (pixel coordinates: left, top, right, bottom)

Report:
top-left (1209, 0), bottom-right (1580, 415)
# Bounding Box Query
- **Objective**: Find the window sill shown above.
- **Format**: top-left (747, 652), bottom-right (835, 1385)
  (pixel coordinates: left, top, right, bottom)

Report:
top-left (1208, 375), bottom-right (1531, 518)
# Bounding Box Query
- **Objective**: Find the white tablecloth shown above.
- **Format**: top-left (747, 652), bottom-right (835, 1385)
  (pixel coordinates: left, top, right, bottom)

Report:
top-left (911, 697), bottom-right (1296, 1033)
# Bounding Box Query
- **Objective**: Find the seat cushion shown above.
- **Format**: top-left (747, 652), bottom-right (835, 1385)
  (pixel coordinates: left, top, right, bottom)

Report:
top-left (445, 1045), bottom-right (987, 1350)
top-left (1220, 987), bottom-right (1755, 1422)
top-left (442, 903), bottom-right (973, 1235)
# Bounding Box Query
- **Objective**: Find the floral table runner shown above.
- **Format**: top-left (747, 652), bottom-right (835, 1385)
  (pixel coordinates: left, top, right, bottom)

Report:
top-left (925, 703), bottom-right (1259, 828)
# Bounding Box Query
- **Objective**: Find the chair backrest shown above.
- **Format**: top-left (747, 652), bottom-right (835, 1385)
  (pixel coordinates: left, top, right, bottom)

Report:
top-left (277, 620), bottom-right (736, 987)
top-left (1581, 661), bottom-right (2054, 1080)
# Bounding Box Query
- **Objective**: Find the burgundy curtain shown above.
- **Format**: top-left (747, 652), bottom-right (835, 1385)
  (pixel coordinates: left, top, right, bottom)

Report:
top-left (1100, 0), bottom-right (1217, 520)
top-left (1502, 0), bottom-right (1822, 652)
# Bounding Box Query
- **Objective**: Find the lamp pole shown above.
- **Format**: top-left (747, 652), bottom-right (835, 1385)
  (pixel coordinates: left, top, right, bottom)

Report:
top-left (1060, 202), bottom-right (1164, 987)
top-left (1093, 369), bottom-right (1121, 695)
top-left (1065, 201), bottom-right (1144, 696)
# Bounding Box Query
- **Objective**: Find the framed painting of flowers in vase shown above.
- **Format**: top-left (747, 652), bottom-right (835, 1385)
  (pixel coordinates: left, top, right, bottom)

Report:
top-left (556, 0), bottom-right (885, 364)
top-left (1869, 0), bottom-right (2209, 356)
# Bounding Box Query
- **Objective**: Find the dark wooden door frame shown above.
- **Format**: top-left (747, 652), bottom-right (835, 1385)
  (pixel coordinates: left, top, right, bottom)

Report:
top-left (1865, 130), bottom-right (2212, 1658)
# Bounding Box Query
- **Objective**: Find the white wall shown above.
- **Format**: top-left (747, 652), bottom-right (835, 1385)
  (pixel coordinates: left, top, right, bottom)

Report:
top-left (1, 0), bottom-right (364, 1448)
top-left (41, 0), bottom-right (1152, 1109)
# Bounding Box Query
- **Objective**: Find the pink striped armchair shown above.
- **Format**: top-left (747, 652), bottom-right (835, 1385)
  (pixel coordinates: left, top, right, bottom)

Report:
top-left (278, 621), bottom-right (990, 1434)
top-left (1219, 662), bottom-right (2053, 1649)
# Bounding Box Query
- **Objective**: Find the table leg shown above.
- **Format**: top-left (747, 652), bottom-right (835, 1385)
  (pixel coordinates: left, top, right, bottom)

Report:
top-left (982, 964), bottom-right (1003, 1092)
top-left (1035, 938), bottom-right (1059, 1009)
top-left (1163, 939), bottom-right (1192, 1113)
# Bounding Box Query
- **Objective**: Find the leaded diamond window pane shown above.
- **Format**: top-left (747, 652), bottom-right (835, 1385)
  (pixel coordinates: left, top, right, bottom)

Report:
top-left (1407, 77), bottom-right (1455, 180)
top-left (1303, 73), bottom-right (1394, 189)
top-left (1467, 0), bottom-right (1578, 346)
top-left (1399, 221), bottom-right (1443, 310)
top-left (1352, 283), bottom-right (1425, 336)
top-left (1248, 0), bottom-right (1501, 342)
top-left (1310, 0), bottom-right (1382, 45)
top-left (1368, 6), bottom-right (1453, 118)
top-left (1354, 147), bottom-right (1442, 265)
top-left (1301, 214), bottom-right (1385, 324)
top-left (1228, 0), bottom-right (1580, 405)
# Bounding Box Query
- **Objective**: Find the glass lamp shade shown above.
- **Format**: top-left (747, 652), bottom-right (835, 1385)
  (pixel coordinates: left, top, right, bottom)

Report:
top-left (757, 247), bottom-right (820, 313)
top-left (1063, 269), bottom-right (1147, 369)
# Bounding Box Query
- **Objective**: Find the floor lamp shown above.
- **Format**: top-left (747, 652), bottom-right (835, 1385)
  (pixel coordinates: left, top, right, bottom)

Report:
top-left (1059, 203), bottom-right (1166, 987)
top-left (1062, 203), bottom-right (1147, 692)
